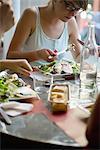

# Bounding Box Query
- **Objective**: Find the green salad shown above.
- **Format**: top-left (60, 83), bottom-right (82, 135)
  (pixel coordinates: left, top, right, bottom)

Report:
top-left (68, 61), bottom-right (80, 74)
top-left (0, 72), bottom-right (26, 102)
top-left (38, 60), bottom-right (80, 75)
top-left (38, 61), bottom-right (56, 74)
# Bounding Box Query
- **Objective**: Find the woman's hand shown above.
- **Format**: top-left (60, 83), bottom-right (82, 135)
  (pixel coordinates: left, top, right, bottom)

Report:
top-left (0, 59), bottom-right (33, 76)
top-left (37, 49), bottom-right (57, 62)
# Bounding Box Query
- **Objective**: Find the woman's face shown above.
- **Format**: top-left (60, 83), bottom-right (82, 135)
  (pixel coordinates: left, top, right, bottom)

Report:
top-left (53, 0), bottom-right (81, 22)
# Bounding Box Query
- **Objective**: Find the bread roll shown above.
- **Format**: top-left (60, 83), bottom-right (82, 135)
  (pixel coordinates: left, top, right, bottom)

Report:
top-left (49, 84), bottom-right (69, 113)
top-left (51, 92), bottom-right (64, 100)
top-left (51, 102), bottom-right (67, 112)
top-left (51, 85), bottom-right (68, 92)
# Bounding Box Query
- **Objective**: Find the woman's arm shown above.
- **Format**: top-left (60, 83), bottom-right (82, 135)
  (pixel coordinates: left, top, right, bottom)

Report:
top-left (68, 17), bottom-right (82, 62)
top-left (7, 8), bottom-right (37, 62)
top-left (7, 8), bottom-right (56, 63)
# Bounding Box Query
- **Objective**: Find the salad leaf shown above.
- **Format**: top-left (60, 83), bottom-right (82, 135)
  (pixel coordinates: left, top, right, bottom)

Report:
top-left (38, 61), bottom-right (56, 74)
top-left (38, 60), bottom-right (80, 75)
top-left (0, 72), bottom-right (27, 102)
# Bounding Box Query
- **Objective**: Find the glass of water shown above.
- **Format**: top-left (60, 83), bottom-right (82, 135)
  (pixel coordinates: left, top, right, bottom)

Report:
top-left (32, 72), bottom-right (53, 94)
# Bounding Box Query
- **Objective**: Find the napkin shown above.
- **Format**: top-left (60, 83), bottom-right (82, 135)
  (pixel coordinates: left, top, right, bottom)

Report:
top-left (1, 102), bottom-right (33, 117)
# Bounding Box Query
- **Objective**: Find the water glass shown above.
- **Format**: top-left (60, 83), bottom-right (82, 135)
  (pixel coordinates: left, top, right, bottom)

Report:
top-left (33, 75), bottom-right (53, 94)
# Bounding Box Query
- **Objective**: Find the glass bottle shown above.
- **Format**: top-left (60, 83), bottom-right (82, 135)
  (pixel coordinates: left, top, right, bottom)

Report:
top-left (80, 22), bottom-right (98, 102)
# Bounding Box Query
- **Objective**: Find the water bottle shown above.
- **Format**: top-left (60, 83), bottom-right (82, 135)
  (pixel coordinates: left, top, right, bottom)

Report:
top-left (80, 22), bottom-right (98, 102)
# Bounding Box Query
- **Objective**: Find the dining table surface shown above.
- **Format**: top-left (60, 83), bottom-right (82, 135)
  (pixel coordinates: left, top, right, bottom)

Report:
top-left (0, 70), bottom-right (100, 149)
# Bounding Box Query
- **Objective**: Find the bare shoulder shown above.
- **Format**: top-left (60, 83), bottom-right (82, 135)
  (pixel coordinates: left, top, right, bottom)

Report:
top-left (21, 7), bottom-right (37, 22)
top-left (23, 7), bottom-right (37, 16)
top-left (67, 17), bottom-right (78, 35)
top-left (18, 7), bottom-right (38, 32)
top-left (68, 17), bottom-right (76, 24)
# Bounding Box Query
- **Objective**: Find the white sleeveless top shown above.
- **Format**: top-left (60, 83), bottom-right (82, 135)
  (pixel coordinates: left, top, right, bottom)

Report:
top-left (23, 7), bottom-right (74, 66)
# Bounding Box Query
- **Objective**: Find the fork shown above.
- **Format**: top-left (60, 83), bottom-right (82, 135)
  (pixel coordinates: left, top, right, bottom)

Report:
top-left (48, 44), bottom-right (75, 59)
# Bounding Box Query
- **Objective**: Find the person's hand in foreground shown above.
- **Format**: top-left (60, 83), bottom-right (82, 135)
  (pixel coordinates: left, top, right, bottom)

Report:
top-left (0, 59), bottom-right (33, 76)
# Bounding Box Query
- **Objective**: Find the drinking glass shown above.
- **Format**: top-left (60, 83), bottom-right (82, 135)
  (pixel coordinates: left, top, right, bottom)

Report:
top-left (32, 73), bottom-right (53, 94)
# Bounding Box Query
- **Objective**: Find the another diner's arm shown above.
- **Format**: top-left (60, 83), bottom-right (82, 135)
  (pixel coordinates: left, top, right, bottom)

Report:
top-left (0, 59), bottom-right (33, 76)
top-left (86, 93), bottom-right (100, 148)
top-left (0, 0), bottom-right (15, 38)
top-left (68, 18), bottom-right (82, 62)
top-left (98, 46), bottom-right (100, 57)
top-left (7, 8), bottom-right (56, 63)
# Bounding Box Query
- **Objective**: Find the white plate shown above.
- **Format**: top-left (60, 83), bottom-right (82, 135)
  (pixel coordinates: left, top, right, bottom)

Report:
top-left (9, 86), bottom-right (40, 100)
top-left (30, 71), bottom-right (52, 81)
top-left (30, 71), bottom-right (74, 82)
top-left (0, 101), bottom-right (34, 117)
top-left (36, 60), bottom-right (80, 76)
top-left (9, 95), bottom-right (36, 101)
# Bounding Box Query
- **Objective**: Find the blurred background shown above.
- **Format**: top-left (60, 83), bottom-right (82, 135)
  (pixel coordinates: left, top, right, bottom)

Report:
top-left (0, 0), bottom-right (100, 59)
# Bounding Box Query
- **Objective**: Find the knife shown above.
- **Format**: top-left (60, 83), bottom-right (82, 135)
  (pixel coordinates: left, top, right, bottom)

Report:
top-left (0, 107), bottom-right (12, 125)
top-left (77, 39), bottom-right (90, 49)
top-left (77, 39), bottom-right (85, 46)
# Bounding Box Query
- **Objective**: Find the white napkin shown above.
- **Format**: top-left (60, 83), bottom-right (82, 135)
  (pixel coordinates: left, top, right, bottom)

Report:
top-left (1, 102), bottom-right (33, 117)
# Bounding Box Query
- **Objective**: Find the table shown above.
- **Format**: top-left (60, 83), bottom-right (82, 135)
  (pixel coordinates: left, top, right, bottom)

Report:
top-left (0, 76), bottom-right (91, 149)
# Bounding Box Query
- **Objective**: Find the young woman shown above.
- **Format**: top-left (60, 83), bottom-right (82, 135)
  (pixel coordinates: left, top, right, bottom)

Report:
top-left (7, 0), bottom-right (88, 66)
top-left (0, 0), bottom-right (33, 76)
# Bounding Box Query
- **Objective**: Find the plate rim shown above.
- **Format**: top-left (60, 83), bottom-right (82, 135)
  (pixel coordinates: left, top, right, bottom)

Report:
top-left (9, 95), bottom-right (38, 101)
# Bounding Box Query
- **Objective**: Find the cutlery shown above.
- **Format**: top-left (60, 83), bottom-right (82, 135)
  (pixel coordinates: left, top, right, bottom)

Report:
top-left (77, 39), bottom-right (85, 46)
top-left (0, 107), bottom-right (12, 125)
top-left (77, 39), bottom-right (90, 49)
top-left (57, 48), bottom-right (69, 56)
top-left (48, 44), bottom-right (75, 59)
top-left (57, 44), bottom-right (75, 58)
top-left (77, 104), bottom-right (91, 115)
top-left (77, 39), bottom-right (100, 53)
